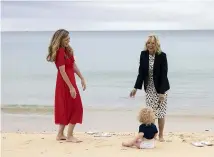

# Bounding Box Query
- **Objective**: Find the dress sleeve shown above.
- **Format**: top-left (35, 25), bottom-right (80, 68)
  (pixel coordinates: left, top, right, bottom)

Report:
top-left (55, 48), bottom-right (65, 67)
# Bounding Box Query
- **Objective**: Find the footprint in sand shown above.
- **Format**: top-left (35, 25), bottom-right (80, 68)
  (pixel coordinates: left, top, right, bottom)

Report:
top-left (24, 140), bottom-right (32, 144)
top-left (179, 134), bottom-right (185, 139)
top-left (166, 140), bottom-right (173, 142)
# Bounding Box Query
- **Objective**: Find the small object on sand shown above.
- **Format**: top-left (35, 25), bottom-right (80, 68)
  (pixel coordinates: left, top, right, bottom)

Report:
top-left (118, 133), bottom-right (133, 136)
top-left (94, 133), bottom-right (112, 137)
top-left (201, 141), bottom-right (213, 146)
top-left (85, 131), bottom-right (100, 135)
top-left (191, 142), bottom-right (204, 147)
top-left (109, 132), bottom-right (116, 135)
top-left (205, 129), bottom-right (210, 132)
top-left (182, 139), bottom-right (187, 143)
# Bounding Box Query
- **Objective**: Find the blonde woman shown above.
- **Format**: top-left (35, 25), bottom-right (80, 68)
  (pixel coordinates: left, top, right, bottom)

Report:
top-left (122, 107), bottom-right (158, 149)
top-left (130, 35), bottom-right (170, 142)
top-left (47, 29), bottom-right (86, 143)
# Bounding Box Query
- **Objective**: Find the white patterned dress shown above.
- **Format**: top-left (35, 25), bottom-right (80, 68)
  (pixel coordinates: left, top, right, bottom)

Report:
top-left (145, 54), bottom-right (167, 119)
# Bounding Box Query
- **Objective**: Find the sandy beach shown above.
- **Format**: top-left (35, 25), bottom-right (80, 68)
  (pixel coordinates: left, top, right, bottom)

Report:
top-left (1, 108), bottom-right (214, 157)
top-left (2, 131), bottom-right (214, 157)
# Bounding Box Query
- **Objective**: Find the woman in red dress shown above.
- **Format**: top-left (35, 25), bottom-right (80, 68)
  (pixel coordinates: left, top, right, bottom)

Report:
top-left (47, 29), bottom-right (86, 142)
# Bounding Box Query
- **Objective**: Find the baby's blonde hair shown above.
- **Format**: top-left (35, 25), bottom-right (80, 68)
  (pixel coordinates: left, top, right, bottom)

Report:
top-left (138, 107), bottom-right (155, 125)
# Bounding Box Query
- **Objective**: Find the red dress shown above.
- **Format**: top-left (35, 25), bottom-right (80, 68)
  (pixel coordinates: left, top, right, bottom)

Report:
top-left (54, 47), bottom-right (83, 125)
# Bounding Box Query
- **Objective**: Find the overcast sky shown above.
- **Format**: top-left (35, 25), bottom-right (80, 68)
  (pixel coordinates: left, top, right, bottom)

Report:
top-left (1, 0), bottom-right (214, 31)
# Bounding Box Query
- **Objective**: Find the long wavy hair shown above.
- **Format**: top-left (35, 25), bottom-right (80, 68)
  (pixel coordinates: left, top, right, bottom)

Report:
top-left (144, 35), bottom-right (162, 55)
top-left (46, 29), bottom-right (73, 62)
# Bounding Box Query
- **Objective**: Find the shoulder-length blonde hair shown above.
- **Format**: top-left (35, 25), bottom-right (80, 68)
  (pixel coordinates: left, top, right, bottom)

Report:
top-left (138, 107), bottom-right (155, 125)
top-left (144, 35), bottom-right (162, 55)
top-left (46, 29), bottom-right (73, 62)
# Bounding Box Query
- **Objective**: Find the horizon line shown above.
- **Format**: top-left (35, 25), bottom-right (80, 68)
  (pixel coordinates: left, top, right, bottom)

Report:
top-left (1, 29), bottom-right (214, 32)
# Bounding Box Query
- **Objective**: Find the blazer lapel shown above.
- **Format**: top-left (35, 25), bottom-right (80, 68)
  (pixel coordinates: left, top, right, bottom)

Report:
top-left (144, 51), bottom-right (149, 76)
top-left (153, 53), bottom-right (159, 74)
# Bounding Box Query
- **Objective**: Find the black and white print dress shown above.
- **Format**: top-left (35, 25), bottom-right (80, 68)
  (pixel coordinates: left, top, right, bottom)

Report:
top-left (145, 54), bottom-right (167, 118)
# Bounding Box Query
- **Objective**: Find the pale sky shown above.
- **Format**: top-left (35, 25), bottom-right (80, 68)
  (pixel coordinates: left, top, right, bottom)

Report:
top-left (1, 0), bottom-right (214, 31)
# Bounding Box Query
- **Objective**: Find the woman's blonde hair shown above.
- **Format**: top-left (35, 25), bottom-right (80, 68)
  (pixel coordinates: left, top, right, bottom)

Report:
top-left (138, 107), bottom-right (155, 125)
top-left (144, 34), bottom-right (162, 55)
top-left (47, 29), bottom-right (73, 62)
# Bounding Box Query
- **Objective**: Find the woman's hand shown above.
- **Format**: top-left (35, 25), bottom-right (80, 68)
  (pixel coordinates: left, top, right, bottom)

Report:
top-left (130, 89), bottom-right (137, 98)
top-left (70, 87), bottom-right (77, 99)
top-left (158, 94), bottom-right (165, 103)
top-left (81, 78), bottom-right (86, 91)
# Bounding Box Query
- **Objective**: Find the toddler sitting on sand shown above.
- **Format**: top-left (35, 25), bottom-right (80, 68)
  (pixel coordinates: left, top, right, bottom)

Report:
top-left (122, 107), bottom-right (158, 149)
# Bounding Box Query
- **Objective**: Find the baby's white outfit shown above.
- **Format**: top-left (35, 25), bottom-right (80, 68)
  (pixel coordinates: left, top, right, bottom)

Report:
top-left (140, 139), bottom-right (155, 149)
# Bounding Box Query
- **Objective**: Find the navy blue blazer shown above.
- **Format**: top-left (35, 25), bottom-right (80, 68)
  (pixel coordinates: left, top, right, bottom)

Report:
top-left (134, 50), bottom-right (170, 94)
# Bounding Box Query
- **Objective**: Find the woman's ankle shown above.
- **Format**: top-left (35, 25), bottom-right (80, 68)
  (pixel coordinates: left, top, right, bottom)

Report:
top-left (57, 132), bottom-right (64, 137)
top-left (67, 133), bottom-right (74, 138)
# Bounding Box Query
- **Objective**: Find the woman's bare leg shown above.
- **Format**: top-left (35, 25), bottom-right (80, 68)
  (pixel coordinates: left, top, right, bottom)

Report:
top-left (158, 117), bottom-right (165, 142)
top-left (56, 125), bottom-right (66, 140)
top-left (66, 124), bottom-right (82, 143)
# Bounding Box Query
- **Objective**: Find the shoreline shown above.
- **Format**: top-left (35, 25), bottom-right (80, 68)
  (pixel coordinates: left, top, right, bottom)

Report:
top-left (1, 104), bottom-right (214, 117)
top-left (2, 110), bottom-right (214, 119)
top-left (2, 110), bottom-right (214, 133)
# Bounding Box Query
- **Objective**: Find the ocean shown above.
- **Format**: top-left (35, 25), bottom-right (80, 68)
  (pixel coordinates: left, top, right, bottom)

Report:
top-left (1, 30), bottom-right (214, 115)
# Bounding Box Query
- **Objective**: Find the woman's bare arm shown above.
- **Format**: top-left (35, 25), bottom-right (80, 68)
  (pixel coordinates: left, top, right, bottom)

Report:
top-left (73, 63), bottom-right (84, 80)
top-left (59, 65), bottom-right (74, 89)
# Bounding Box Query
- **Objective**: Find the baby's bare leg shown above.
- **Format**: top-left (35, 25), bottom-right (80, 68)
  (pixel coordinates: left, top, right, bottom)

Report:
top-left (122, 138), bottom-right (142, 148)
top-left (122, 142), bottom-right (132, 147)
